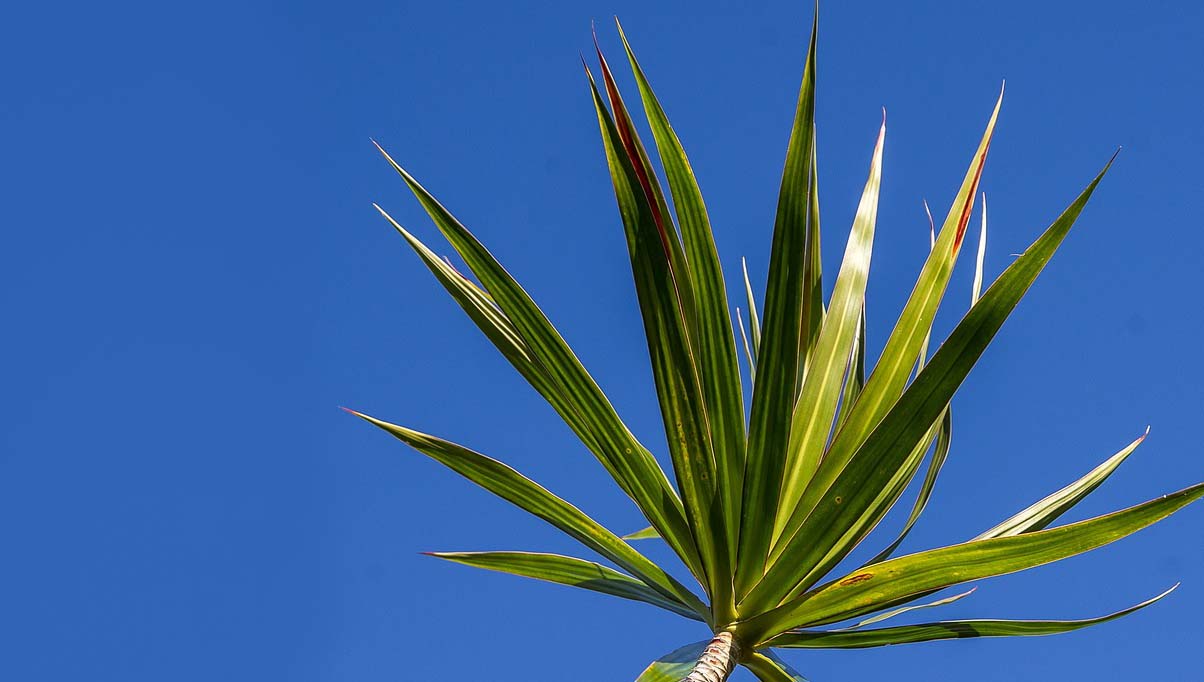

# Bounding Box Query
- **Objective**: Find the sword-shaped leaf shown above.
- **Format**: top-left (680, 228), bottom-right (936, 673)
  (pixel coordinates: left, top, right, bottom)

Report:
top-left (373, 206), bottom-right (570, 433)
top-left (834, 309), bottom-right (867, 432)
top-left (745, 156), bottom-right (1115, 610)
top-left (736, 13), bottom-right (820, 596)
top-left (771, 91), bottom-right (1003, 553)
top-left (850, 428), bottom-right (1149, 620)
top-left (775, 120), bottom-right (885, 541)
top-left (976, 429), bottom-right (1149, 540)
top-left (860, 200), bottom-right (985, 565)
top-left (864, 407), bottom-right (953, 565)
top-left (619, 25), bottom-right (748, 602)
top-left (587, 66), bottom-right (724, 604)
top-left (800, 146), bottom-right (825, 377)
top-left (740, 482), bottom-right (1203, 641)
top-left (766, 585), bottom-right (1177, 649)
top-left (427, 551), bottom-right (704, 621)
top-left (347, 410), bottom-right (707, 618)
top-left (374, 143), bottom-right (703, 581)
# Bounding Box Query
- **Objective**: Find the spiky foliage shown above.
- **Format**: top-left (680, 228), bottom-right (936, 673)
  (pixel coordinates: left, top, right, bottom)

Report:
top-left (351, 10), bottom-right (1202, 681)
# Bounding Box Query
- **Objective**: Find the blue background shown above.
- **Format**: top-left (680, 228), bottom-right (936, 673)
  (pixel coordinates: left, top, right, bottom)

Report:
top-left (2, 1), bottom-right (1201, 680)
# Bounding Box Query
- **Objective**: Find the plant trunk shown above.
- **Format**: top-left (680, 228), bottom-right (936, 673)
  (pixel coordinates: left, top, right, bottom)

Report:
top-left (681, 632), bottom-right (740, 682)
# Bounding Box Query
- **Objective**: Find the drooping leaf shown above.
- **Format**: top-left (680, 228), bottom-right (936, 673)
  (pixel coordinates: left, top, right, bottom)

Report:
top-left (746, 156), bottom-right (1115, 610)
top-left (766, 586), bottom-right (1177, 649)
top-left (374, 143), bottom-right (702, 581)
top-left (735, 13), bottom-right (820, 597)
top-left (427, 551), bottom-right (704, 620)
top-left (635, 641), bottom-right (709, 682)
top-left (348, 410), bottom-right (707, 617)
top-left (839, 587), bottom-right (975, 630)
top-left (740, 482), bottom-right (1204, 641)
top-left (743, 650), bottom-right (809, 681)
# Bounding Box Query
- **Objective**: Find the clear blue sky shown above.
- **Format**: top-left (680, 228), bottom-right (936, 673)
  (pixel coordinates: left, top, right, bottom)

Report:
top-left (2, 1), bottom-right (1201, 680)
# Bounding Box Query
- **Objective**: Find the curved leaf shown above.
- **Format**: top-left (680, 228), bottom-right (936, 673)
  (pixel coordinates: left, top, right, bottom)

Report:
top-left (739, 481), bottom-right (1204, 641)
top-left (428, 551), bottom-right (703, 620)
top-left (374, 143), bottom-right (702, 580)
top-left (838, 587), bottom-right (974, 630)
top-left (348, 410), bottom-right (707, 618)
top-left (767, 585), bottom-right (1177, 649)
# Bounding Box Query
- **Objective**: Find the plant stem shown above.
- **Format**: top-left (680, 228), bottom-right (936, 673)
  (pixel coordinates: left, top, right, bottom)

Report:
top-left (682, 632), bottom-right (740, 682)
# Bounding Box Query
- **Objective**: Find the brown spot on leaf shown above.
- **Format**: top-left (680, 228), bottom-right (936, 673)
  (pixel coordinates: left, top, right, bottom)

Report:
top-left (839, 573), bottom-right (874, 586)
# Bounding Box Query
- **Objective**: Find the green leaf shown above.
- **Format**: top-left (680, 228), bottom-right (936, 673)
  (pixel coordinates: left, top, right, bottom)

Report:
top-left (736, 12), bottom-right (819, 598)
top-left (374, 140), bottom-right (704, 587)
top-left (347, 410), bottom-right (707, 618)
top-left (586, 64), bottom-right (722, 602)
top-left (864, 405), bottom-right (953, 565)
top-left (766, 585), bottom-right (1177, 649)
top-left (740, 482), bottom-right (1204, 641)
top-left (623, 526), bottom-right (661, 541)
top-left (635, 641), bottom-right (708, 682)
top-left (976, 429), bottom-right (1149, 540)
top-left (800, 145), bottom-right (825, 378)
top-left (775, 119), bottom-right (885, 541)
top-left (372, 206), bottom-right (568, 437)
top-left (834, 309), bottom-right (867, 432)
top-left (427, 551), bottom-right (703, 621)
top-left (743, 650), bottom-right (809, 681)
top-left (771, 91), bottom-right (1004, 554)
top-left (619, 24), bottom-right (748, 609)
top-left (859, 428), bottom-right (1145, 617)
top-left (747, 155), bottom-right (1115, 610)
top-left (856, 211), bottom-right (961, 566)
top-left (839, 587), bottom-right (975, 630)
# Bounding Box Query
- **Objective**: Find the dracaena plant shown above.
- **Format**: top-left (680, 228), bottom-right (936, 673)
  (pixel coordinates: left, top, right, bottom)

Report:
top-left (349, 9), bottom-right (1202, 681)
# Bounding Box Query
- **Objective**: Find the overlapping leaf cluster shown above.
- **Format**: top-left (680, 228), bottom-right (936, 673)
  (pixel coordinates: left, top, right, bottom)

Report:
top-left (354, 10), bottom-right (1202, 681)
